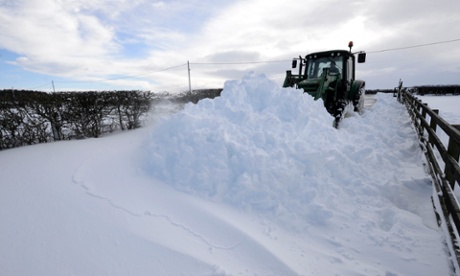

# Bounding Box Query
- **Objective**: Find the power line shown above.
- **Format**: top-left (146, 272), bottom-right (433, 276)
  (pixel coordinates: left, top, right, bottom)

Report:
top-left (22, 63), bottom-right (187, 91)
top-left (367, 38), bottom-right (460, 54)
top-left (21, 37), bottom-right (460, 90)
top-left (191, 60), bottom-right (290, 65)
top-left (105, 63), bottom-right (188, 81)
top-left (191, 38), bottom-right (460, 64)
top-left (29, 81), bottom-right (52, 90)
top-left (54, 63), bottom-right (187, 84)
top-left (190, 38), bottom-right (460, 64)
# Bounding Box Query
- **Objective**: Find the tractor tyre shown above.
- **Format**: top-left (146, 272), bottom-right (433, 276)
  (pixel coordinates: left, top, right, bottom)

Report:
top-left (332, 99), bottom-right (346, 128)
top-left (353, 85), bottom-right (365, 114)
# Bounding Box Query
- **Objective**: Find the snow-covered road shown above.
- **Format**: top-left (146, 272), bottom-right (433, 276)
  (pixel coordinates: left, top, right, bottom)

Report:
top-left (0, 73), bottom-right (455, 275)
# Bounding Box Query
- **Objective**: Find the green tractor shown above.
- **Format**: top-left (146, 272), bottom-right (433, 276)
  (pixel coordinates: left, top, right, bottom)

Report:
top-left (283, 41), bottom-right (366, 127)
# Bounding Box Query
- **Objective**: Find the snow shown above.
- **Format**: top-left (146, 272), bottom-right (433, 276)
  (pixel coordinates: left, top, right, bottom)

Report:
top-left (418, 94), bottom-right (460, 125)
top-left (1, 72), bottom-right (457, 275)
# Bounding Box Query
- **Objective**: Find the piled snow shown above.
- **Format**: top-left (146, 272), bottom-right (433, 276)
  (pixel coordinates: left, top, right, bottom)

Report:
top-left (0, 73), bottom-right (454, 275)
top-left (147, 73), bottom-right (335, 228)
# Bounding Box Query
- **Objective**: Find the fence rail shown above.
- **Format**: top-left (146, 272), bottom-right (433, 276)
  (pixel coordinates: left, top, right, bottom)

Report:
top-left (399, 89), bottom-right (460, 273)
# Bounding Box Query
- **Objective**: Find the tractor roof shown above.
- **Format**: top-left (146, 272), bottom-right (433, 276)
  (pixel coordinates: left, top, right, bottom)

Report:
top-left (306, 50), bottom-right (352, 59)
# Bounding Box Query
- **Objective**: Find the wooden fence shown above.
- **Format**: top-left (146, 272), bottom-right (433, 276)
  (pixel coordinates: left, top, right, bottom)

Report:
top-left (399, 89), bottom-right (460, 272)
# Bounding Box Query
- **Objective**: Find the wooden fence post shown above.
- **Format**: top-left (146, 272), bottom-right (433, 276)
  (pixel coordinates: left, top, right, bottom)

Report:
top-left (429, 109), bottom-right (439, 146)
top-left (445, 124), bottom-right (460, 188)
top-left (419, 103), bottom-right (428, 136)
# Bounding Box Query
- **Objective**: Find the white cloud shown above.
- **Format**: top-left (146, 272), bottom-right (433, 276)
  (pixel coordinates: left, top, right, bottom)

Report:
top-left (1, 0), bottom-right (460, 91)
top-left (15, 57), bottom-right (29, 63)
top-left (0, 0), bottom-right (119, 76)
top-left (152, 1), bottom-right (166, 9)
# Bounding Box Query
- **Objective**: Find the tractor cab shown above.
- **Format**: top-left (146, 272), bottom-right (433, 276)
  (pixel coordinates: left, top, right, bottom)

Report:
top-left (288, 50), bottom-right (366, 91)
top-left (306, 52), bottom-right (345, 78)
top-left (282, 42), bottom-right (366, 127)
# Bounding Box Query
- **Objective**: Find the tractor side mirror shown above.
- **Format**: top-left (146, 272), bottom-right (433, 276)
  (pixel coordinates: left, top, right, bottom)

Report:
top-left (292, 59), bottom-right (297, 68)
top-left (357, 52), bottom-right (366, 63)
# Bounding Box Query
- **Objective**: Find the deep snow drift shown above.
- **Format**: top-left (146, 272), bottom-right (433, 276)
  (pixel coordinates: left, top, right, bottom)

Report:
top-left (0, 73), bottom-right (454, 275)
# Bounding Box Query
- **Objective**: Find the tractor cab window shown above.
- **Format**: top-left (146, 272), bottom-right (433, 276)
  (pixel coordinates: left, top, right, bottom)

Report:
top-left (306, 56), bottom-right (343, 78)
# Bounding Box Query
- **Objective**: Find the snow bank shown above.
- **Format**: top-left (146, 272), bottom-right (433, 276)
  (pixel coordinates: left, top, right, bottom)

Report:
top-left (1, 72), bottom-right (452, 275)
top-left (144, 73), bottom-right (450, 273)
top-left (147, 73), bottom-right (435, 233)
top-left (147, 73), bottom-right (335, 225)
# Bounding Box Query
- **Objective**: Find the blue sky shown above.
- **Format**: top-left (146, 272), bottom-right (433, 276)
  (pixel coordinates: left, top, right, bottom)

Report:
top-left (1, 0), bottom-right (460, 92)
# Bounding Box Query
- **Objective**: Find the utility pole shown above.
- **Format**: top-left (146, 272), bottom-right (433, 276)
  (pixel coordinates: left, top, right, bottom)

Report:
top-left (52, 80), bottom-right (56, 93)
top-left (187, 60), bottom-right (192, 94)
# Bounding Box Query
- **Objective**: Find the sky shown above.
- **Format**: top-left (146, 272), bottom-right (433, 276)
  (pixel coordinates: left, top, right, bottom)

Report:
top-left (2, 73), bottom-right (459, 275)
top-left (1, 0), bottom-right (460, 92)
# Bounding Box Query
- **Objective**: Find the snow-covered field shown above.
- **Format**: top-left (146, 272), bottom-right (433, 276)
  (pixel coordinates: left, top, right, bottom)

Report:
top-left (1, 73), bottom-right (459, 275)
top-left (419, 94), bottom-right (460, 125)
